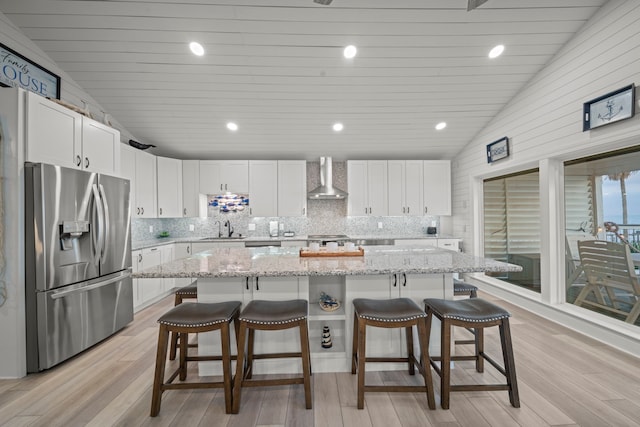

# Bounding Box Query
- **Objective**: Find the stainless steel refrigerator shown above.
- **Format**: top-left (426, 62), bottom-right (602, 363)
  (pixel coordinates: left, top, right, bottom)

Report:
top-left (25, 162), bottom-right (133, 372)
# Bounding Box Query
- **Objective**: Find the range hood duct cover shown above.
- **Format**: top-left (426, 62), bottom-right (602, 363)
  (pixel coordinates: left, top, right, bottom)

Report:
top-left (308, 157), bottom-right (348, 199)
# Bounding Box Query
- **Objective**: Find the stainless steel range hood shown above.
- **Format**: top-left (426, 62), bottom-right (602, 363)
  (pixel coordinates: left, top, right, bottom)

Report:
top-left (308, 157), bottom-right (348, 199)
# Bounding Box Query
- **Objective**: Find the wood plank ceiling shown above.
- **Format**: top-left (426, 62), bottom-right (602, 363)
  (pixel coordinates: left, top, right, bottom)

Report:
top-left (0, 0), bottom-right (607, 161)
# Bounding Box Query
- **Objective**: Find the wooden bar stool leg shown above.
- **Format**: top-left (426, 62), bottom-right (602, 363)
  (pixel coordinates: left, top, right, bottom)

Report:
top-left (150, 325), bottom-right (169, 417)
top-left (440, 318), bottom-right (452, 410)
top-left (232, 322), bottom-right (248, 414)
top-left (476, 326), bottom-right (484, 373)
top-left (220, 322), bottom-right (233, 414)
top-left (246, 328), bottom-right (255, 379)
top-left (179, 332), bottom-right (188, 381)
top-left (299, 319), bottom-right (313, 409)
top-left (405, 326), bottom-right (415, 375)
top-left (500, 319), bottom-right (520, 408)
top-left (417, 318), bottom-right (436, 410)
top-left (356, 318), bottom-right (367, 409)
top-left (351, 311), bottom-right (359, 374)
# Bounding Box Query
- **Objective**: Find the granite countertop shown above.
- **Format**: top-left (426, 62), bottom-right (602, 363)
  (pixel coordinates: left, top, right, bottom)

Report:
top-left (131, 234), bottom-right (454, 251)
top-left (133, 245), bottom-right (521, 279)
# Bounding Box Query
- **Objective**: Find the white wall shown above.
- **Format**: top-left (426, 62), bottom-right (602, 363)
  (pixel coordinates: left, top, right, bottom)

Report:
top-left (452, 0), bottom-right (640, 353)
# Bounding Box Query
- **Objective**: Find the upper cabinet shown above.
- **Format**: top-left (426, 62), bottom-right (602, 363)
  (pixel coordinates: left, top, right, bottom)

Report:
top-left (25, 91), bottom-right (120, 175)
top-left (121, 144), bottom-right (157, 218)
top-left (248, 160), bottom-right (278, 217)
top-left (182, 160), bottom-right (204, 217)
top-left (277, 160), bottom-right (307, 217)
top-left (387, 160), bottom-right (423, 216)
top-left (199, 160), bottom-right (249, 194)
top-left (422, 160), bottom-right (451, 215)
top-left (156, 156), bottom-right (183, 218)
top-left (347, 160), bottom-right (388, 216)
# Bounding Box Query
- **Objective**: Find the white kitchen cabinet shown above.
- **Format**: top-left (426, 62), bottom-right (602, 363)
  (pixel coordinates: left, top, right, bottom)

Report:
top-left (199, 160), bottom-right (249, 194)
top-left (132, 247), bottom-right (163, 311)
top-left (159, 244), bottom-right (175, 292)
top-left (395, 238), bottom-right (460, 251)
top-left (248, 160), bottom-right (278, 217)
top-left (25, 91), bottom-right (120, 175)
top-left (119, 144), bottom-right (136, 218)
top-left (156, 156), bottom-right (183, 218)
top-left (422, 160), bottom-right (451, 215)
top-left (182, 160), bottom-right (204, 217)
top-left (278, 160), bottom-right (307, 217)
top-left (134, 149), bottom-right (157, 218)
top-left (387, 160), bottom-right (423, 216)
top-left (347, 160), bottom-right (388, 216)
top-left (172, 242), bottom-right (197, 289)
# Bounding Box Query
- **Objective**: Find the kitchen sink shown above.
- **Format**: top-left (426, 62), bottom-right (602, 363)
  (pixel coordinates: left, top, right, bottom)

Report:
top-left (199, 235), bottom-right (245, 240)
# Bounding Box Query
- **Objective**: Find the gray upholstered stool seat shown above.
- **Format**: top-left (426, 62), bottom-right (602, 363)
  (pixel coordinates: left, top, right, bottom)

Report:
top-left (170, 282), bottom-right (199, 360)
top-left (453, 279), bottom-right (478, 298)
top-left (423, 297), bottom-right (519, 410)
top-left (232, 299), bottom-right (312, 414)
top-left (151, 301), bottom-right (241, 416)
top-left (351, 298), bottom-right (435, 410)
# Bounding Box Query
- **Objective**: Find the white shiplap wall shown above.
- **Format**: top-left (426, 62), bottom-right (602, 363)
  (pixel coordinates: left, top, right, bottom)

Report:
top-left (0, 10), bottom-right (136, 143)
top-left (452, 0), bottom-right (640, 353)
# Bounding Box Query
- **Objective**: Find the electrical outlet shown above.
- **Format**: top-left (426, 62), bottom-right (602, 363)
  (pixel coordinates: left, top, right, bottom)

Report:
top-left (378, 222), bottom-right (383, 229)
top-left (149, 225), bottom-right (153, 233)
top-left (248, 223), bottom-right (256, 231)
top-left (189, 224), bottom-right (195, 231)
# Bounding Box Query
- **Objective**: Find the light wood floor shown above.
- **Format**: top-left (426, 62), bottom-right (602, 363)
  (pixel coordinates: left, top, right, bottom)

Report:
top-left (1, 292), bottom-right (640, 427)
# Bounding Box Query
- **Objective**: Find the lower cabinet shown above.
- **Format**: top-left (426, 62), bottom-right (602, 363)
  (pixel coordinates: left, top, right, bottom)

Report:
top-left (132, 244), bottom-right (180, 312)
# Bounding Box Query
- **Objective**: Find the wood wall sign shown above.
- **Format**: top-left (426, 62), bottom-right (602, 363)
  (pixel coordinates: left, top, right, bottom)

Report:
top-left (0, 43), bottom-right (61, 99)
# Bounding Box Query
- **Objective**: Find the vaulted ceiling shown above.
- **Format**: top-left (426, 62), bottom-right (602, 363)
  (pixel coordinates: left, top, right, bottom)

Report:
top-left (0, 0), bottom-right (607, 161)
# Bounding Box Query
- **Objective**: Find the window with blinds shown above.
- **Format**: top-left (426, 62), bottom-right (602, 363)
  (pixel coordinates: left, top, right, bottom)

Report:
top-left (483, 170), bottom-right (540, 291)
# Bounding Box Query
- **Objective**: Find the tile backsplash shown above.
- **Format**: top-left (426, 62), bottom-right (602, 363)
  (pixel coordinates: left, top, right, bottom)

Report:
top-left (132, 160), bottom-right (441, 241)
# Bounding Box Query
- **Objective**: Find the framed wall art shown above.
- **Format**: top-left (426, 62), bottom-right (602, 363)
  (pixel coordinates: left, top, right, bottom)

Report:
top-left (486, 136), bottom-right (509, 163)
top-left (583, 84), bottom-right (635, 131)
top-left (0, 42), bottom-right (61, 99)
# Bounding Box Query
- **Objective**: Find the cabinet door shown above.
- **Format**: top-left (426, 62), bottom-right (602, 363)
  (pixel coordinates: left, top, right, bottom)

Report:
top-left (139, 247), bottom-right (163, 303)
top-left (199, 160), bottom-right (223, 194)
top-left (120, 144), bottom-right (137, 219)
top-left (367, 160), bottom-right (388, 216)
top-left (182, 160), bottom-right (201, 217)
top-left (404, 160), bottom-right (423, 216)
top-left (221, 160), bottom-right (249, 193)
top-left (159, 245), bottom-right (175, 292)
top-left (173, 243), bottom-right (194, 287)
top-left (249, 160), bottom-right (278, 217)
top-left (131, 250), bottom-right (143, 309)
top-left (134, 150), bottom-right (157, 218)
top-left (278, 160), bottom-right (307, 217)
top-left (395, 238), bottom-right (438, 247)
top-left (81, 117), bottom-right (120, 174)
top-left (25, 92), bottom-right (82, 169)
top-left (423, 160), bottom-right (451, 215)
top-left (387, 160), bottom-right (405, 216)
top-left (347, 161), bottom-right (368, 216)
top-left (157, 156), bottom-right (183, 218)
top-left (437, 239), bottom-right (460, 251)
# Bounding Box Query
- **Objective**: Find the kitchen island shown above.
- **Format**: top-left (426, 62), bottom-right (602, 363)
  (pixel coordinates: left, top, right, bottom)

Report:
top-left (135, 245), bottom-right (521, 374)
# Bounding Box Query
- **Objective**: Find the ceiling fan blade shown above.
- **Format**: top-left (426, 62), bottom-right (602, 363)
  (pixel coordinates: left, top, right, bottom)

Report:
top-left (467, 0), bottom-right (488, 11)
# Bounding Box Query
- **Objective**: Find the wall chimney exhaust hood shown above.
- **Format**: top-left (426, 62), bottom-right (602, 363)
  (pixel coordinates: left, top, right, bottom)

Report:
top-left (308, 157), bottom-right (348, 199)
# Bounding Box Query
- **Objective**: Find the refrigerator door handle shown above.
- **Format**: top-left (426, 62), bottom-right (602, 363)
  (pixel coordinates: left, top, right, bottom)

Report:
top-left (98, 184), bottom-right (110, 263)
top-left (51, 270), bottom-right (132, 300)
top-left (92, 184), bottom-right (105, 265)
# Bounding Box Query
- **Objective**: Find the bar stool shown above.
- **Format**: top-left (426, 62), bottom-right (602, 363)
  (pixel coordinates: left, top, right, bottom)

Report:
top-left (150, 300), bottom-right (241, 416)
top-left (232, 299), bottom-right (312, 414)
top-left (351, 298), bottom-right (435, 410)
top-left (423, 298), bottom-right (519, 409)
top-left (169, 282), bottom-right (198, 360)
top-left (453, 279), bottom-right (479, 345)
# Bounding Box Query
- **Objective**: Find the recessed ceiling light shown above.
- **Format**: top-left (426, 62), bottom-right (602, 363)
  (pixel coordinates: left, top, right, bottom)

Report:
top-left (343, 45), bottom-right (357, 59)
top-left (488, 44), bottom-right (504, 59)
top-left (226, 122), bottom-right (238, 131)
top-left (189, 41), bottom-right (204, 56)
top-left (333, 122), bottom-right (344, 132)
top-left (435, 122), bottom-right (447, 130)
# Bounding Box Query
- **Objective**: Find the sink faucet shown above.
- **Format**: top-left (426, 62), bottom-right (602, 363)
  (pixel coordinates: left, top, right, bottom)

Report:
top-left (224, 220), bottom-right (234, 237)
top-left (214, 220), bottom-right (222, 238)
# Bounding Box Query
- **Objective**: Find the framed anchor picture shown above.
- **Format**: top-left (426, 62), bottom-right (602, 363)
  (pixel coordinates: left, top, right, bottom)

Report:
top-left (583, 84), bottom-right (635, 131)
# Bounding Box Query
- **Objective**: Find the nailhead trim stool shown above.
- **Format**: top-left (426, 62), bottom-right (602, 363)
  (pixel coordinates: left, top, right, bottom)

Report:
top-left (453, 279), bottom-right (479, 345)
top-left (351, 298), bottom-right (436, 410)
top-left (150, 301), bottom-right (241, 416)
top-left (423, 298), bottom-right (520, 410)
top-left (169, 282), bottom-right (198, 360)
top-left (232, 299), bottom-right (312, 414)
